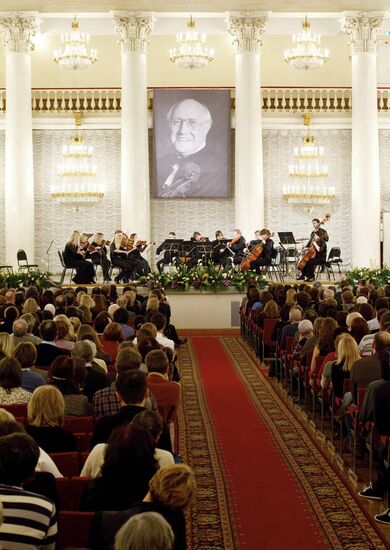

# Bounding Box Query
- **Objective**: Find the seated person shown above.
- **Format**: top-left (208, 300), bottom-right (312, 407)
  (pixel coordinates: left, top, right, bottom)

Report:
top-left (146, 350), bottom-right (181, 425)
top-left (114, 512), bottom-right (174, 550)
top-left (248, 229), bottom-right (274, 273)
top-left (0, 357), bottom-right (32, 405)
top-left (88, 464), bottom-right (196, 550)
top-left (26, 385), bottom-right (77, 453)
top-left (81, 423), bottom-right (158, 512)
top-left (35, 320), bottom-right (71, 367)
top-left (0, 433), bottom-right (57, 549)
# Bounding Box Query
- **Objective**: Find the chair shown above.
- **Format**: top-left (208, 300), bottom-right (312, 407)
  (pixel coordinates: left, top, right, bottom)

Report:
top-left (63, 416), bottom-right (94, 434)
top-left (55, 476), bottom-right (71, 510)
top-left (0, 265), bottom-right (14, 275)
top-left (266, 247), bottom-right (285, 282)
top-left (70, 476), bottom-right (90, 510)
top-left (57, 511), bottom-right (95, 549)
top-left (326, 247), bottom-right (343, 277)
top-left (74, 432), bottom-right (93, 453)
top-left (0, 403), bottom-right (28, 418)
top-left (262, 318), bottom-right (279, 362)
top-left (58, 250), bottom-right (74, 285)
top-left (16, 249), bottom-right (38, 273)
top-left (49, 452), bottom-right (80, 477)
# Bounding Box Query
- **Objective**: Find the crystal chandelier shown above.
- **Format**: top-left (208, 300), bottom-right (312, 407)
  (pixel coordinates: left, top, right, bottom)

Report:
top-left (169, 16), bottom-right (215, 70)
top-left (284, 16), bottom-right (329, 70)
top-left (51, 113), bottom-right (104, 205)
top-left (283, 114), bottom-right (335, 206)
top-left (53, 16), bottom-right (97, 70)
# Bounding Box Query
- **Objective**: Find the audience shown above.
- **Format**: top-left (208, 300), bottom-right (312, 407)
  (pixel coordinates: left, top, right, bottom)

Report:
top-left (0, 357), bottom-right (32, 404)
top-left (47, 355), bottom-right (89, 416)
top-left (26, 385), bottom-right (77, 453)
top-left (113, 512), bottom-right (174, 550)
top-left (36, 320), bottom-right (70, 366)
top-left (14, 342), bottom-right (45, 392)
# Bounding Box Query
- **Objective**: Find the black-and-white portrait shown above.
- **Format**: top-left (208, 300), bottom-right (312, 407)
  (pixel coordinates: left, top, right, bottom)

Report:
top-left (153, 89), bottom-right (231, 199)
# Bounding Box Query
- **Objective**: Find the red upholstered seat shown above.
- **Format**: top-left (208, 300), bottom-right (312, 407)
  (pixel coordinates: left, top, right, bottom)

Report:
top-left (70, 476), bottom-right (89, 510)
top-left (1, 403), bottom-right (27, 418)
top-left (63, 416), bottom-right (94, 434)
top-left (49, 452), bottom-right (80, 477)
top-left (57, 511), bottom-right (95, 549)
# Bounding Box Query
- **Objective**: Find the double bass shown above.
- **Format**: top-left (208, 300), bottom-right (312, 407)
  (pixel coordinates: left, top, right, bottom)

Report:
top-left (297, 213), bottom-right (331, 271)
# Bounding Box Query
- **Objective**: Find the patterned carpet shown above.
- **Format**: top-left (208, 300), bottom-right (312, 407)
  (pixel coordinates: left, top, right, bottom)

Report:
top-left (177, 335), bottom-right (389, 550)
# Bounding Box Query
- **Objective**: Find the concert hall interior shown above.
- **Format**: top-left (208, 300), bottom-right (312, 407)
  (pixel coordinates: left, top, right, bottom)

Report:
top-left (1, 2), bottom-right (390, 549)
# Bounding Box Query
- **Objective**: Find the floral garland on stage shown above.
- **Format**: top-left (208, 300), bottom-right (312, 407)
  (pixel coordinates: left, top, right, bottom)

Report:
top-left (344, 266), bottom-right (390, 288)
top-left (137, 263), bottom-right (267, 293)
top-left (0, 270), bottom-right (56, 290)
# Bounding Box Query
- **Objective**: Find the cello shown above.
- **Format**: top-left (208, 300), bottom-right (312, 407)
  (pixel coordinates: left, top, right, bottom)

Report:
top-left (297, 213), bottom-right (331, 271)
top-left (241, 231), bottom-right (274, 271)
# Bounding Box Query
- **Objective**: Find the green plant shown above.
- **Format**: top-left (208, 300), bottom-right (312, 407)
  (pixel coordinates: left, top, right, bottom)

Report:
top-left (137, 263), bottom-right (267, 293)
top-left (344, 266), bottom-right (390, 288)
top-left (0, 270), bottom-right (57, 290)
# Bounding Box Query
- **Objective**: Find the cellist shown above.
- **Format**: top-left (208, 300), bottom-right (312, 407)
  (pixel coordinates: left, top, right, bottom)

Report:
top-left (248, 229), bottom-right (274, 273)
top-left (297, 232), bottom-right (327, 282)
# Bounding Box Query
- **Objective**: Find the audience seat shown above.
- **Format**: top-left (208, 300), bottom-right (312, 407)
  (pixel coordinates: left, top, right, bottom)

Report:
top-left (57, 511), bottom-right (95, 549)
top-left (70, 476), bottom-right (90, 510)
top-left (49, 452), bottom-right (80, 477)
top-left (63, 416), bottom-right (94, 433)
top-left (1, 403), bottom-right (28, 418)
top-left (55, 477), bottom-right (71, 511)
top-left (74, 432), bottom-right (93, 453)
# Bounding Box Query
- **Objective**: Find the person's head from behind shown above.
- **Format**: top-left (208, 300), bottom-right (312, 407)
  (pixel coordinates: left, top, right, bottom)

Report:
top-left (298, 319), bottom-right (313, 337)
top-left (336, 333), bottom-right (360, 372)
top-left (94, 311), bottom-right (112, 333)
top-left (12, 319), bottom-right (28, 338)
top-left (150, 313), bottom-right (166, 333)
top-left (0, 357), bottom-right (22, 391)
top-left (146, 350), bottom-right (169, 375)
top-left (72, 340), bottom-right (93, 363)
top-left (132, 410), bottom-right (163, 446)
top-left (167, 98), bottom-right (212, 156)
top-left (373, 331), bottom-right (390, 355)
top-left (148, 464), bottom-right (197, 511)
top-left (102, 423), bottom-right (157, 484)
top-left (4, 306), bottom-right (19, 324)
top-left (27, 385), bottom-right (65, 427)
top-left (13, 342), bottom-right (37, 370)
top-left (138, 337), bottom-right (161, 362)
top-left (0, 433), bottom-right (39, 486)
top-left (289, 307), bottom-right (302, 324)
top-left (115, 348), bottom-right (142, 374)
top-left (39, 320), bottom-right (57, 342)
top-left (113, 308), bottom-right (130, 326)
top-left (0, 333), bottom-right (13, 357)
top-left (103, 322), bottom-right (123, 342)
top-left (116, 369), bottom-right (147, 406)
top-left (114, 512), bottom-right (174, 550)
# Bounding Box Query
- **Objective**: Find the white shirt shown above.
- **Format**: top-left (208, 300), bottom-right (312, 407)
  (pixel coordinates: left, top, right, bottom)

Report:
top-left (156, 332), bottom-right (175, 351)
top-left (80, 443), bottom-right (174, 478)
top-left (36, 448), bottom-right (63, 478)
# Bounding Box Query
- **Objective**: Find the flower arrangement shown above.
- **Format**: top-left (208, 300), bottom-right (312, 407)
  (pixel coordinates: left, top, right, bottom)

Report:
top-left (0, 270), bottom-right (56, 290)
top-left (137, 263), bottom-right (267, 293)
top-left (344, 266), bottom-right (390, 288)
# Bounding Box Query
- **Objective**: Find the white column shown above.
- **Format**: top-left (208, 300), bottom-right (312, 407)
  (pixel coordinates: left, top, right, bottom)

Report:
top-left (228, 14), bottom-right (267, 240)
top-left (0, 14), bottom-right (38, 267)
top-left (342, 13), bottom-right (383, 267)
top-left (113, 13), bottom-right (154, 239)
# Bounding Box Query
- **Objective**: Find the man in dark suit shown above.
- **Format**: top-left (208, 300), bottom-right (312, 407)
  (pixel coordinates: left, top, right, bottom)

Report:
top-left (91, 369), bottom-right (171, 452)
top-left (156, 98), bottom-right (228, 198)
top-left (35, 320), bottom-right (70, 367)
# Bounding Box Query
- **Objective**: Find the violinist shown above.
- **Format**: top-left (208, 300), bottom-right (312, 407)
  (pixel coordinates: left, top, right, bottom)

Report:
top-left (226, 229), bottom-right (246, 265)
top-left (211, 230), bottom-right (230, 267)
top-left (187, 231), bottom-right (208, 267)
top-left (63, 230), bottom-right (96, 284)
top-left (297, 232), bottom-right (327, 282)
top-left (109, 231), bottom-right (138, 283)
top-left (90, 233), bottom-right (111, 283)
top-left (128, 233), bottom-right (151, 276)
top-left (156, 232), bottom-right (180, 272)
top-left (248, 229), bottom-right (274, 273)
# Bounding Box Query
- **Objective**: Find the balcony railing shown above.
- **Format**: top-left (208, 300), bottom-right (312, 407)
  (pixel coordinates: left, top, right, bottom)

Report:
top-left (0, 87), bottom-right (388, 114)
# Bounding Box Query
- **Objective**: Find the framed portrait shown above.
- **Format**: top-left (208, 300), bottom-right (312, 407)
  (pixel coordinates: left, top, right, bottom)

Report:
top-left (153, 89), bottom-right (231, 199)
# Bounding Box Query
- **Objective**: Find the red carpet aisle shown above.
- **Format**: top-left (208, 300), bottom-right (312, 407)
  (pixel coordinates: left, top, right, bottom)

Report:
top-left (177, 335), bottom-right (388, 550)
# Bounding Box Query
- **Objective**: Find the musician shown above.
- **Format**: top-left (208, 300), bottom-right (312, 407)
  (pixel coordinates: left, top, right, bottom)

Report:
top-left (89, 233), bottom-right (111, 282)
top-left (227, 229), bottom-right (246, 265)
top-left (110, 231), bottom-right (138, 283)
top-left (298, 232), bottom-right (327, 282)
top-left (248, 229), bottom-right (274, 273)
top-left (211, 230), bottom-right (230, 267)
top-left (63, 230), bottom-right (96, 285)
top-left (307, 218), bottom-right (329, 246)
top-left (188, 232), bottom-right (208, 267)
top-left (128, 233), bottom-right (151, 276)
top-left (156, 232), bottom-right (180, 271)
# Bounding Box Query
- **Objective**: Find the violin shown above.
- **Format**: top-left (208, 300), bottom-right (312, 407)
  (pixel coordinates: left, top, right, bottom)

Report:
top-left (297, 213), bottom-right (331, 271)
top-left (88, 240), bottom-right (110, 253)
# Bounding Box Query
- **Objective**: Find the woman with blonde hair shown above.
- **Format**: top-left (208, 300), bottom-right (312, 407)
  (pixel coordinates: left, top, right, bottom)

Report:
top-left (54, 317), bottom-right (75, 350)
top-left (0, 333), bottom-right (13, 360)
top-left (285, 288), bottom-right (297, 306)
top-left (22, 297), bottom-right (39, 315)
top-left (89, 464), bottom-right (196, 550)
top-left (63, 230), bottom-right (96, 284)
top-left (26, 385), bottom-right (77, 453)
top-left (256, 299), bottom-right (280, 329)
top-left (331, 334), bottom-right (361, 400)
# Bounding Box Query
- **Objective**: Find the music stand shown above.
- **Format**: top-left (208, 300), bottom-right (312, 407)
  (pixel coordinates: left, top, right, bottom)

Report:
top-left (161, 239), bottom-right (183, 253)
top-left (278, 232), bottom-right (300, 278)
top-left (278, 232), bottom-right (297, 245)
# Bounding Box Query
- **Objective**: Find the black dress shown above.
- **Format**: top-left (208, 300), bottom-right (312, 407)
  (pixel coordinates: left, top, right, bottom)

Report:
top-left (89, 243), bottom-right (111, 281)
top-left (63, 243), bottom-right (95, 284)
top-left (109, 242), bottom-right (138, 282)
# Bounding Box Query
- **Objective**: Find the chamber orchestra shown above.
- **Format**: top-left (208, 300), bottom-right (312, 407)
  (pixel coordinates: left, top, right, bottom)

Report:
top-left (63, 214), bottom-right (331, 285)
